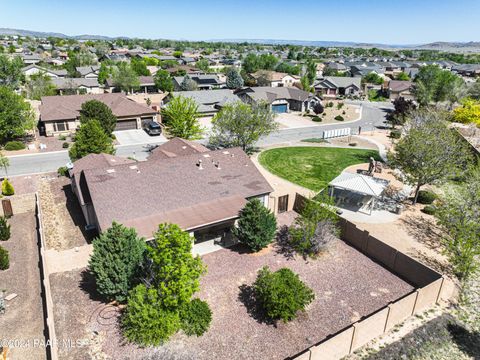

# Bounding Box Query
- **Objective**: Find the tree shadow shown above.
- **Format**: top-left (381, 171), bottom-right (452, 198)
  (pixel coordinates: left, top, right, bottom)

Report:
top-left (408, 249), bottom-right (453, 276)
top-left (238, 284), bottom-right (276, 326)
top-left (400, 213), bottom-right (444, 251)
top-left (224, 243), bottom-right (253, 255)
top-left (273, 225), bottom-right (296, 260)
top-left (448, 323), bottom-right (480, 358)
top-left (79, 268), bottom-right (105, 302)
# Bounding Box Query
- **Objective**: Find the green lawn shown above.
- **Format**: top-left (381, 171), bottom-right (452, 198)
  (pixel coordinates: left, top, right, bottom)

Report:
top-left (258, 147), bottom-right (381, 191)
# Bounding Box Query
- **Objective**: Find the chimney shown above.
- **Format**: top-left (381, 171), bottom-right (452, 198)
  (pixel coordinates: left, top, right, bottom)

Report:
top-left (196, 159), bottom-right (203, 170)
top-left (215, 161), bottom-right (221, 170)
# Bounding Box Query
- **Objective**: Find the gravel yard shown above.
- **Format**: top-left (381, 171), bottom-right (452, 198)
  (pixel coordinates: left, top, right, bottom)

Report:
top-left (0, 212), bottom-right (47, 360)
top-left (50, 240), bottom-right (413, 360)
top-left (39, 177), bottom-right (94, 250)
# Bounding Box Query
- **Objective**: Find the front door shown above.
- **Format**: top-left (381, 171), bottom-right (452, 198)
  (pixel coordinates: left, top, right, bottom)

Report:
top-left (278, 195), bottom-right (289, 213)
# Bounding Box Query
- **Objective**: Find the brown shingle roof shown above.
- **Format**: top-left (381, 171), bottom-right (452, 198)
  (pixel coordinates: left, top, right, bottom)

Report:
top-left (40, 93), bottom-right (157, 122)
top-left (388, 80), bottom-right (413, 93)
top-left (149, 137), bottom-right (209, 160)
top-left (82, 147), bottom-right (273, 236)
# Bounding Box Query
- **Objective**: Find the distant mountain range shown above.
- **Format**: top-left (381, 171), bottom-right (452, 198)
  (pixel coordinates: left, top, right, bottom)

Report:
top-left (1, 28), bottom-right (479, 51)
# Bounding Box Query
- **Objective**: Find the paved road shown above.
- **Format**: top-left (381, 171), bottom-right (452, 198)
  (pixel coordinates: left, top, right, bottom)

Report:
top-left (2, 101), bottom-right (392, 177)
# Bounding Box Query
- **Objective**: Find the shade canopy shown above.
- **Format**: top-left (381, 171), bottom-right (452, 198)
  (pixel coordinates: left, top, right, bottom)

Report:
top-left (329, 172), bottom-right (389, 197)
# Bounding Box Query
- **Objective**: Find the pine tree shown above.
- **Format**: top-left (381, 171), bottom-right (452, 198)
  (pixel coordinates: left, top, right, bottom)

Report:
top-left (89, 222), bottom-right (145, 302)
top-left (1, 179), bottom-right (14, 196)
top-left (233, 198), bottom-right (277, 252)
top-left (226, 68), bottom-right (244, 89)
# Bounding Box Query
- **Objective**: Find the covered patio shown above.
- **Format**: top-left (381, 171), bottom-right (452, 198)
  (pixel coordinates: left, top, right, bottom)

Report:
top-left (328, 172), bottom-right (389, 215)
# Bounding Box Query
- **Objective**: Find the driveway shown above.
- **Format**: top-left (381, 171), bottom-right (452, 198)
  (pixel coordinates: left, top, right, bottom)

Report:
top-left (113, 129), bottom-right (167, 146)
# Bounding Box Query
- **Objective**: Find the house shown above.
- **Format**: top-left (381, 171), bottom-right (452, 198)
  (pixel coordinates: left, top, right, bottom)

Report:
top-left (51, 78), bottom-right (102, 95)
top-left (70, 140), bottom-right (273, 248)
top-left (173, 74), bottom-right (226, 90)
top-left (383, 80), bottom-right (414, 101)
top-left (105, 76), bottom-right (157, 94)
top-left (76, 66), bottom-right (100, 79)
top-left (249, 70), bottom-right (300, 87)
top-left (22, 64), bottom-right (68, 78)
top-left (452, 64), bottom-right (480, 77)
top-left (39, 93), bottom-right (158, 136)
top-left (236, 86), bottom-right (321, 113)
top-left (20, 53), bottom-right (42, 65)
top-left (166, 89), bottom-right (240, 116)
top-left (314, 76), bottom-right (362, 97)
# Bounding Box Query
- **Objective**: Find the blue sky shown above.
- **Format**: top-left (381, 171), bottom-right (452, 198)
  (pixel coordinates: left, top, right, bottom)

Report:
top-left (1, 0), bottom-right (479, 44)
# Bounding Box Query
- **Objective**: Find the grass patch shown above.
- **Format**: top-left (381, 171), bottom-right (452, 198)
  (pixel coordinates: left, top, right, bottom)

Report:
top-left (259, 147), bottom-right (381, 191)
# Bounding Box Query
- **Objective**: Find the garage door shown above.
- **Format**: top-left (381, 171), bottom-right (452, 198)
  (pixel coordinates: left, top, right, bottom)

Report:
top-left (115, 119), bottom-right (137, 131)
top-left (272, 104), bottom-right (288, 113)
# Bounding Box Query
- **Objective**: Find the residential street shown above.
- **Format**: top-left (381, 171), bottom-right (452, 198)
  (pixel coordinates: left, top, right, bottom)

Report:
top-left (1, 101), bottom-right (392, 177)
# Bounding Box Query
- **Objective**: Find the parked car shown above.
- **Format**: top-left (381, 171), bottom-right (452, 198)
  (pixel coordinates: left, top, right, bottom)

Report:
top-left (145, 121), bottom-right (162, 136)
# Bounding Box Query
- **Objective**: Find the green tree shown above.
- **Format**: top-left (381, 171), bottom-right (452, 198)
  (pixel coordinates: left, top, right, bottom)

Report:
top-left (97, 62), bottom-right (112, 85)
top-left (144, 223), bottom-right (205, 309)
top-left (79, 99), bottom-right (117, 135)
top-left (242, 53), bottom-right (260, 73)
top-left (1, 179), bottom-right (14, 196)
top-left (413, 65), bottom-right (464, 106)
top-left (131, 58), bottom-right (151, 76)
top-left (435, 166), bottom-right (480, 280)
top-left (289, 193), bottom-right (339, 257)
top-left (154, 69), bottom-right (174, 92)
top-left (386, 97), bottom-right (417, 128)
top-left (179, 75), bottom-right (198, 91)
top-left (25, 73), bottom-right (57, 100)
top-left (112, 62), bottom-right (140, 93)
top-left (0, 216), bottom-right (10, 241)
top-left (233, 198), bottom-right (277, 252)
top-left (0, 86), bottom-right (35, 144)
top-left (388, 110), bottom-right (473, 204)
top-left (89, 222), bottom-right (145, 302)
top-left (161, 95), bottom-right (203, 139)
top-left (196, 59), bottom-right (210, 73)
top-left (306, 59), bottom-right (317, 85)
top-left (225, 67), bottom-right (244, 89)
top-left (395, 72), bottom-right (410, 81)
top-left (363, 72), bottom-right (384, 85)
top-left (253, 266), bottom-right (315, 323)
top-left (0, 152), bottom-right (9, 177)
top-left (69, 120), bottom-right (115, 161)
top-left (0, 55), bottom-right (24, 88)
top-left (122, 284), bottom-right (181, 345)
top-left (209, 101), bottom-right (278, 151)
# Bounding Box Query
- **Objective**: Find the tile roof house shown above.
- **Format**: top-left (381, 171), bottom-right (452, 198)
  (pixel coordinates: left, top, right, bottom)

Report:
top-left (314, 76), bottom-right (362, 97)
top-left (236, 86), bottom-right (321, 113)
top-left (39, 93), bottom-right (158, 136)
top-left (71, 139), bottom-right (273, 248)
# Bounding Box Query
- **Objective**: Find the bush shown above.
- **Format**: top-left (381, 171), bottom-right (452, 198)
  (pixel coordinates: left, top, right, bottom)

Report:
top-left (57, 166), bottom-right (69, 177)
top-left (232, 198), bottom-right (277, 252)
top-left (390, 129), bottom-right (401, 139)
top-left (62, 142), bottom-right (69, 149)
top-left (313, 103), bottom-right (324, 115)
top-left (311, 116), bottom-right (322, 122)
top-left (1, 179), bottom-right (14, 196)
top-left (4, 141), bottom-right (25, 151)
top-left (0, 246), bottom-right (9, 270)
top-left (179, 298), bottom-right (212, 336)
top-left (58, 135), bottom-right (67, 141)
top-left (253, 266), bottom-right (314, 322)
top-left (417, 190), bottom-right (437, 205)
top-left (122, 284), bottom-right (181, 345)
top-left (349, 142), bottom-right (358, 147)
top-left (0, 216), bottom-right (11, 241)
top-left (327, 101), bottom-right (334, 108)
top-left (334, 115), bottom-right (344, 121)
top-left (89, 222), bottom-right (145, 303)
top-left (421, 205), bottom-right (436, 215)
top-left (342, 110), bottom-right (346, 115)
top-left (337, 102), bottom-right (344, 110)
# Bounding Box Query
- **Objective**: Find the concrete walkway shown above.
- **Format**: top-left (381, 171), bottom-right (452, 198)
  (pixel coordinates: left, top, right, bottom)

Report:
top-left (46, 244), bottom-right (93, 274)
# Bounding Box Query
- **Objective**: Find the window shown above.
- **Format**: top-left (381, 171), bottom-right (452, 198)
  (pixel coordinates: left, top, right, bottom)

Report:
top-left (53, 121), bottom-right (69, 132)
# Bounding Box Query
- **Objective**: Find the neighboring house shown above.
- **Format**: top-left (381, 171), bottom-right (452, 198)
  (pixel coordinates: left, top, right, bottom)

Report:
top-left (236, 86), bottom-right (321, 113)
top-left (165, 65), bottom-right (204, 76)
top-left (324, 62), bottom-right (349, 73)
top-left (383, 80), bottom-right (414, 101)
top-left (39, 93), bottom-right (158, 136)
top-left (70, 139), bottom-right (273, 249)
top-left (51, 78), bottom-right (102, 95)
top-left (314, 76), bottom-right (362, 97)
top-left (452, 64), bottom-right (480, 77)
top-left (173, 74), bottom-right (226, 90)
top-left (76, 66), bottom-right (100, 79)
top-left (22, 64), bottom-right (68, 78)
top-left (20, 53), bottom-right (42, 65)
top-left (105, 76), bottom-right (157, 94)
top-left (249, 70), bottom-right (300, 87)
top-left (166, 89), bottom-right (240, 116)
